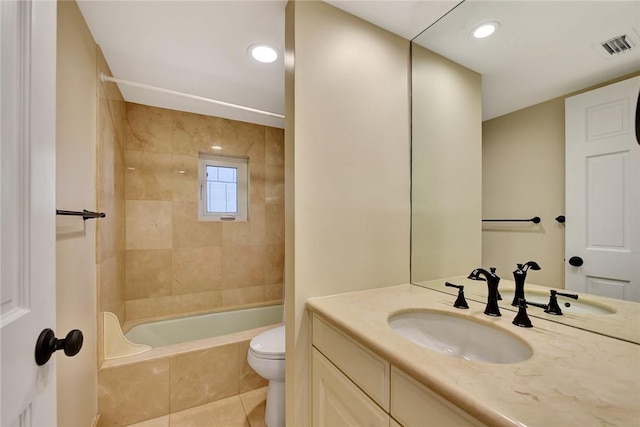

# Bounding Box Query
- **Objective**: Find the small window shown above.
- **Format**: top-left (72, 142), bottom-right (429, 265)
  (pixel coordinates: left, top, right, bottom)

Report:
top-left (198, 154), bottom-right (248, 221)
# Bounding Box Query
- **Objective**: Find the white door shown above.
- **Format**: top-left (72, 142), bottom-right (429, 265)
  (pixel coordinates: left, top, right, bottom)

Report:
top-left (565, 75), bottom-right (640, 301)
top-left (1, 1), bottom-right (58, 425)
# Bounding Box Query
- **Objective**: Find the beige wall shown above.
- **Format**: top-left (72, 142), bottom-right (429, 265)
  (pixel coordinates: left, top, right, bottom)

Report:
top-left (55, 1), bottom-right (98, 425)
top-left (482, 70), bottom-right (640, 288)
top-left (411, 45), bottom-right (482, 282)
top-left (285, 2), bottom-right (411, 425)
top-left (482, 98), bottom-right (565, 287)
top-left (122, 104), bottom-right (284, 322)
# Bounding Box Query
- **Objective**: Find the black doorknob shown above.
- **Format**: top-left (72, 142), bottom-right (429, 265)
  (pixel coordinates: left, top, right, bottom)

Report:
top-left (568, 256), bottom-right (584, 267)
top-left (35, 328), bottom-right (83, 366)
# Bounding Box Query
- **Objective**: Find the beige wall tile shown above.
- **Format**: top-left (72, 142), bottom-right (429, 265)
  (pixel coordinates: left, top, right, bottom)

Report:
top-left (125, 150), bottom-right (173, 201)
top-left (172, 201), bottom-right (222, 248)
top-left (125, 200), bottom-right (172, 249)
top-left (265, 245), bottom-right (284, 286)
top-left (265, 164), bottom-right (284, 205)
top-left (126, 103), bottom-right (173, 153)
top-left (222, 204), bottom-right (265, 247)
top-left (97, 192), bottom-right (117, 262)
top-left (125, 296), bottom-right (175, 321)
top-left (171, 154), bottom-right (198, 202)
top-left (97, 103), bottom-right (116, 197)
top-left (265, 204), bottom-right (284, 245)
top-left (125, 249), bottom-right (172, 300)
top-left (222, 286), bottom-right (266, 308)
top-left (169, 395), bottom-right (249, 427)
top-left (265, 283), bottom-right (284, 302)
top-left (98, 255), bottom-right (125, 323)
top-left (249, 159), bottom-right (265, 207)
top-left (250, 161), bottom-right (265, 205)
top-left (172, 247), bottom-right (222, 295)
top-left (98, 359), bottom-right (170, 427)
top-left (265, 127), bottom-right (284, 166)
top-left (222, 246), bottom-right (265, 289)
top-left (170, 291), bottom-right (223, 315)
top-left (169, 345), bottom-right (239, 412)
top-left (124, 291), bottom-right (226, 322)
top-left (121, 105), bottom-right (285, 324)
top-left (238, 342), bottom-right (269, 393)
top-left (222, 120), bottom-right (265, 163)
top-left (172, 111), bottom-right (224, 155)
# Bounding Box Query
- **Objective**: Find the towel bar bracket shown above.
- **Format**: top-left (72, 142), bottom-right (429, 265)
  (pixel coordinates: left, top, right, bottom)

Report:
top-left (56, 209), bottom-right (106, 221)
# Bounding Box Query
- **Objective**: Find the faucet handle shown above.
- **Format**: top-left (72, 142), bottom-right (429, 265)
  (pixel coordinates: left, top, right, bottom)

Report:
top-left (554, 290), bottom-right (578, 300)
top-left (512, 298), bottom-right (533, 328)
top-left (545, 290), bottom-right (577, 315)
top-left (445, 282), bottom-right (469, 309)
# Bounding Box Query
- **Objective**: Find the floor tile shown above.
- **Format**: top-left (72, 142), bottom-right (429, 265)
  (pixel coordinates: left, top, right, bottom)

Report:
top-left (125, 415), bottom-right (169, 427)
top-left (169, 395), bottom-right (249, 427)
top-left (239, 387), bottom-right (268, 427)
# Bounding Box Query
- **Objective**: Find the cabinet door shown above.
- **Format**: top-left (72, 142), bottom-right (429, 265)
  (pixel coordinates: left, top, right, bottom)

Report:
top-left (312, 348), bottom-right (389, 427)
top-left (390, 367), bottom-right (483, 427)
top-left (312, 315), bottom-right (390, 409)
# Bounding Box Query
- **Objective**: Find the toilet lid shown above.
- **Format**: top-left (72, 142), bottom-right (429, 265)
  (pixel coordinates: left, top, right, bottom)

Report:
top-left (249, 325), bottom-right (285, 359)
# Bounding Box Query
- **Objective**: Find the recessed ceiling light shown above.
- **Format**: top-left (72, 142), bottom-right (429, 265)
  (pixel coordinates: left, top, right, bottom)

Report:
top-left (248, 44), bottom-right (278, 63)
top-left (472, 22), bottom-right (500, 39)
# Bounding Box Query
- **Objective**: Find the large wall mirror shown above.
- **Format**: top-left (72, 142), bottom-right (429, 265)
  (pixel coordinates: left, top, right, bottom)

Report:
top-left (410, 0), bottom-right (640, 343)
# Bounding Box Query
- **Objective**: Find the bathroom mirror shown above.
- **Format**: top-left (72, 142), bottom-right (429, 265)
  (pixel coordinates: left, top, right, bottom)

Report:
top-left (410, 0), bottom-right (640, 343)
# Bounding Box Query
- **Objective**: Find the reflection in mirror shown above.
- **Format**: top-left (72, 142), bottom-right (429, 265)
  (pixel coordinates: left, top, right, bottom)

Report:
top-left (410, 1), bottom-right (640, 343)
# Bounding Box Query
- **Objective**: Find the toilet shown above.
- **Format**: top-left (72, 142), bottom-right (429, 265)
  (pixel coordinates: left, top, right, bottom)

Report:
top-left (247, 325), bottom-right (285, 427)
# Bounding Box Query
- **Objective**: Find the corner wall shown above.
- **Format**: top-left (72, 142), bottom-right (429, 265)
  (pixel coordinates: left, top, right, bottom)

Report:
top-left (482, 98), bottom-right (565, 286)
top-left (285, 2), bottom-right (411, 425)
top-left (55, 1), bottom-right (98, 425)
top-left (410, 45), bottom-right (482, 282)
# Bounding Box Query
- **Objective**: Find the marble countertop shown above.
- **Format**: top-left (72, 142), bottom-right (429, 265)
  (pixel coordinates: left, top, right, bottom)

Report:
top-left (414, 276), bottom-right (640, 344)
top-left (306, 284), bottom-right (640, 427)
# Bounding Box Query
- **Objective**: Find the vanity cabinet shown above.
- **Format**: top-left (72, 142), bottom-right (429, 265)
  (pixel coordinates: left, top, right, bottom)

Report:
top-left (311, 314), bottom-right (484, 427)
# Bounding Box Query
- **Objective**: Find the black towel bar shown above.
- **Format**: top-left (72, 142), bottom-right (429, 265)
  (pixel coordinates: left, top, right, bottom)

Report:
top-left (56, 209), bottom-right (106, 220)
top-left (482, 216), bottom-right (541, 224)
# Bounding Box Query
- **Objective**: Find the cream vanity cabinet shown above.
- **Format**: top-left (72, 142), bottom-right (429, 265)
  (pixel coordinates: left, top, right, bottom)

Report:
top-left (311, 314), bottom-right (484, 427)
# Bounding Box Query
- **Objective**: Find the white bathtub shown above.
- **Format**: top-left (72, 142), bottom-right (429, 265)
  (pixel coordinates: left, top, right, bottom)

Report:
top-left (125, 304), bottom-right (284, 347)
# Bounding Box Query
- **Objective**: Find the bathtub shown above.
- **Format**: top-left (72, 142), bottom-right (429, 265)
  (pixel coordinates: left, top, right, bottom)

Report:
top-left (125, 304), bottom-right (284, 347)
top-left (98, 303), bottom-right (284, 427)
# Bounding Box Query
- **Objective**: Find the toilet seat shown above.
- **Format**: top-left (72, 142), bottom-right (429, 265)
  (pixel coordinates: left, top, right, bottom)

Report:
top-left (249, 325), bottom-right (285, 360)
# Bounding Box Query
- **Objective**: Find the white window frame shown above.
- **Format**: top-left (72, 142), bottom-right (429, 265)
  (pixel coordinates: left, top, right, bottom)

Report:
top-left (198, 154), bottom-right (249, 221)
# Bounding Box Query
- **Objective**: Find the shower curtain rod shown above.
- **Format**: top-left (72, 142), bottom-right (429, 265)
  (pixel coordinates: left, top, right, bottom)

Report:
top-left (100, 73), bottom-right (285, 120)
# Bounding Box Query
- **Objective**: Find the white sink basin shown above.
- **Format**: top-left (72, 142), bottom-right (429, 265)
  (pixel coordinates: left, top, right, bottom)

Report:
top-left (388, 311), bottom-right (532, 364)
top-left (500, 291), bottom-right (615, 315)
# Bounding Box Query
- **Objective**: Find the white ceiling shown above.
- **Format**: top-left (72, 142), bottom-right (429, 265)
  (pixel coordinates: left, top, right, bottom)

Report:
top-left (77, 1), bottom-right (640, 128)
top-left (413, 1), bottom-right (640, 120)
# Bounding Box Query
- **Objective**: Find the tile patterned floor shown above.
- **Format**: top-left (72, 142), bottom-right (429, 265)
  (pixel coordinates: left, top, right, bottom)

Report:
top-left (126, 387), bottom-right (268, 427)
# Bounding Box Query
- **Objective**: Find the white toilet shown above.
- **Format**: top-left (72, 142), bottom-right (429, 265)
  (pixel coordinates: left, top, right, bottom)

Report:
top-left (247, 325), bottom-right (285, 427)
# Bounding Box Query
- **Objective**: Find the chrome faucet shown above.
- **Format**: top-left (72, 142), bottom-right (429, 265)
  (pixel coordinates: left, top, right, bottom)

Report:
top-left (511, 261), bottom-right (541, 306)
top-left (467, 268), bottom-right (501, 316)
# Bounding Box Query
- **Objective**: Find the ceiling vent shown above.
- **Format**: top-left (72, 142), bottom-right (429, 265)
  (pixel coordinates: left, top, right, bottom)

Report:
top-left (601, 34), bottom-right (634, 55)
top-left (593, 29), bottom-right (639, 59)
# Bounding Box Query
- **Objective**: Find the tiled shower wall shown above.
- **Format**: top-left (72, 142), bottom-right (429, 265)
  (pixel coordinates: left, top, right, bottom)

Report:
top-left (123, 103), bottom-right (284, 322)
top-left (96, 49), bottom-right (127, 333)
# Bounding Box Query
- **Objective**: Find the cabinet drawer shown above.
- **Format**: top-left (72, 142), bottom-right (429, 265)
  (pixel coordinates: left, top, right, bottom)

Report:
top-left (312, 348), bottom-right (390, 427)
top-left (390, 367), bottom-right (484, 427)
top-left (312, 315), bottom-right (390, 410)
